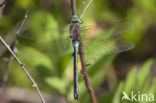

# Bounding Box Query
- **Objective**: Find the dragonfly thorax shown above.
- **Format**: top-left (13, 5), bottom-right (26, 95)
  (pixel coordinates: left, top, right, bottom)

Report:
top-left (70, 23), bottom-right (81, 43)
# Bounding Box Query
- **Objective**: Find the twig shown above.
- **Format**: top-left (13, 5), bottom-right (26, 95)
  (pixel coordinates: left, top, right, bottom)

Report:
top-left (62, 0), bottom-right (70, 22)
top-left (0, 56), bottom-right (13, 94)
top-left (0, 10), bottom-right (29, 93)
top-left (79, 0), bottom-right (93, 19)
top-left (79, 43), bottom-right (97, 103)
top-left (0, 0), bottom-right (7, 17)
top-left (0, 0), bottom-right (7, 7)
top-left (0, 11), bottom-right (46, 102)
top-left (0, 10), bottom-right (46, 103)
top-left (71, 0), bottom-right (77, 16)
top-left (0, 36), bottom-right (46, 103)
top-left (0, 0), bottom-right (9, 92)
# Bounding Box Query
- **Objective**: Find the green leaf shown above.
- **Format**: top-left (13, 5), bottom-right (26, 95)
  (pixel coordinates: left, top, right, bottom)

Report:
top-left (137, 59), bottom-right (154, 89)
top-left (17, 47), bottom-right (54, 71)
top-left (124, 67), bottom-right (137, 94)
top-left (149, 78), bottom-right (156, 94)
top-left (23, 10), bottom-right (59, 42)
top-left (15, 0), bottom-right (36, 9)
top-left (112, 82), bottom-right (124, 103)
top-left (45, 77), bottom-right (68, 95)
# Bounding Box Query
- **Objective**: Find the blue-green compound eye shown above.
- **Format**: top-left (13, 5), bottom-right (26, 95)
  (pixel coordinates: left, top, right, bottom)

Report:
top-left (69, 15), bottom-right (82, 23)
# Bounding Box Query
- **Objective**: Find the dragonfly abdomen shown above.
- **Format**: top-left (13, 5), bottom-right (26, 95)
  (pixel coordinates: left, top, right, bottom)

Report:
top-left (72, 42), bottom-right (79, 99)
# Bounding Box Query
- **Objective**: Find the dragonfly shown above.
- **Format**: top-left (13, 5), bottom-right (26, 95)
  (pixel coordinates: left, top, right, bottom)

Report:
top-left (14, 14), bottom-right (135, 100)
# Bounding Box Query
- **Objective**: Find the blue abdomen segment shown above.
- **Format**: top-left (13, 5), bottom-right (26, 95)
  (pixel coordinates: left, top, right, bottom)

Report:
top-left (72, 42), bottom-right (79, 49)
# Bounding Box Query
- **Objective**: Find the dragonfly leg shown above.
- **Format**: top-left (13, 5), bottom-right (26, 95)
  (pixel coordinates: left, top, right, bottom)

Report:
top-left (85, 57), bottom-right (96, 66)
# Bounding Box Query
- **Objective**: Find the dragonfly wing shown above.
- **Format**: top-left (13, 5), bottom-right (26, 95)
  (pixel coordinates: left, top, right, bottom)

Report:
top-left (17, 24), bottom-right (70, 42)
top-left (83, 38), bottom-right (135, 63)
top-left (80, 20), bottom-right (135, 38)
top-left (15, 21), bottom-right (72, 58)
top-left (16, 38), bottom-right (73, 58)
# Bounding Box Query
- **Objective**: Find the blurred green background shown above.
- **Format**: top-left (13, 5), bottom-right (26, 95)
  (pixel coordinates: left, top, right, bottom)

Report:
top-left (0, 0), bottom-right (156, 103)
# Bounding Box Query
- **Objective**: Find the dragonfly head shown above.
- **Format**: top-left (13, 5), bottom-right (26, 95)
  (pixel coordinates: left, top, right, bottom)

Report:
top-left (69, 15), bottom-right (82, 24)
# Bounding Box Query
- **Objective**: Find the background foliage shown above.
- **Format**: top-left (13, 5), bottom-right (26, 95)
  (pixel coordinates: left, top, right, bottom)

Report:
top-left (0, 0), bottom-right (156, 103)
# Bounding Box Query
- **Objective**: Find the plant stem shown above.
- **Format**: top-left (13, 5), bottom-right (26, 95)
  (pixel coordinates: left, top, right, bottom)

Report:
top-left (79, 0), bottom-right (93, 19)
top-left (0, 10), bottom-right (28, 93)
top-left (0, 34), bottom-right (46, 103)
top-left (71, 0), bottom-right (77, 16)
top-left (79, 42), bottom-right (97, 103)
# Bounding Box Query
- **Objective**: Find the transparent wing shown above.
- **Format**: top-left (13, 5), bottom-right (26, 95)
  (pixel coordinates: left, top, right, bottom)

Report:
top-left (15, 19), bottom-right (134, 59)
top-left (18, 20), bottom-right (135, 41)
top-left (15, 22), bottom-right (73, 58)
top-left (16, 38), bottom-right (73, 58)
top-left (16, 10), bottom-right (71, 42)
top-left (83, 37), bottom-right (135, 63)
top-left (17, 24), bottom-right (70, 42)
top-left (80, 20), bottom-right (135, 38)
top-left (79, 20), bottom-right (135, 63)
